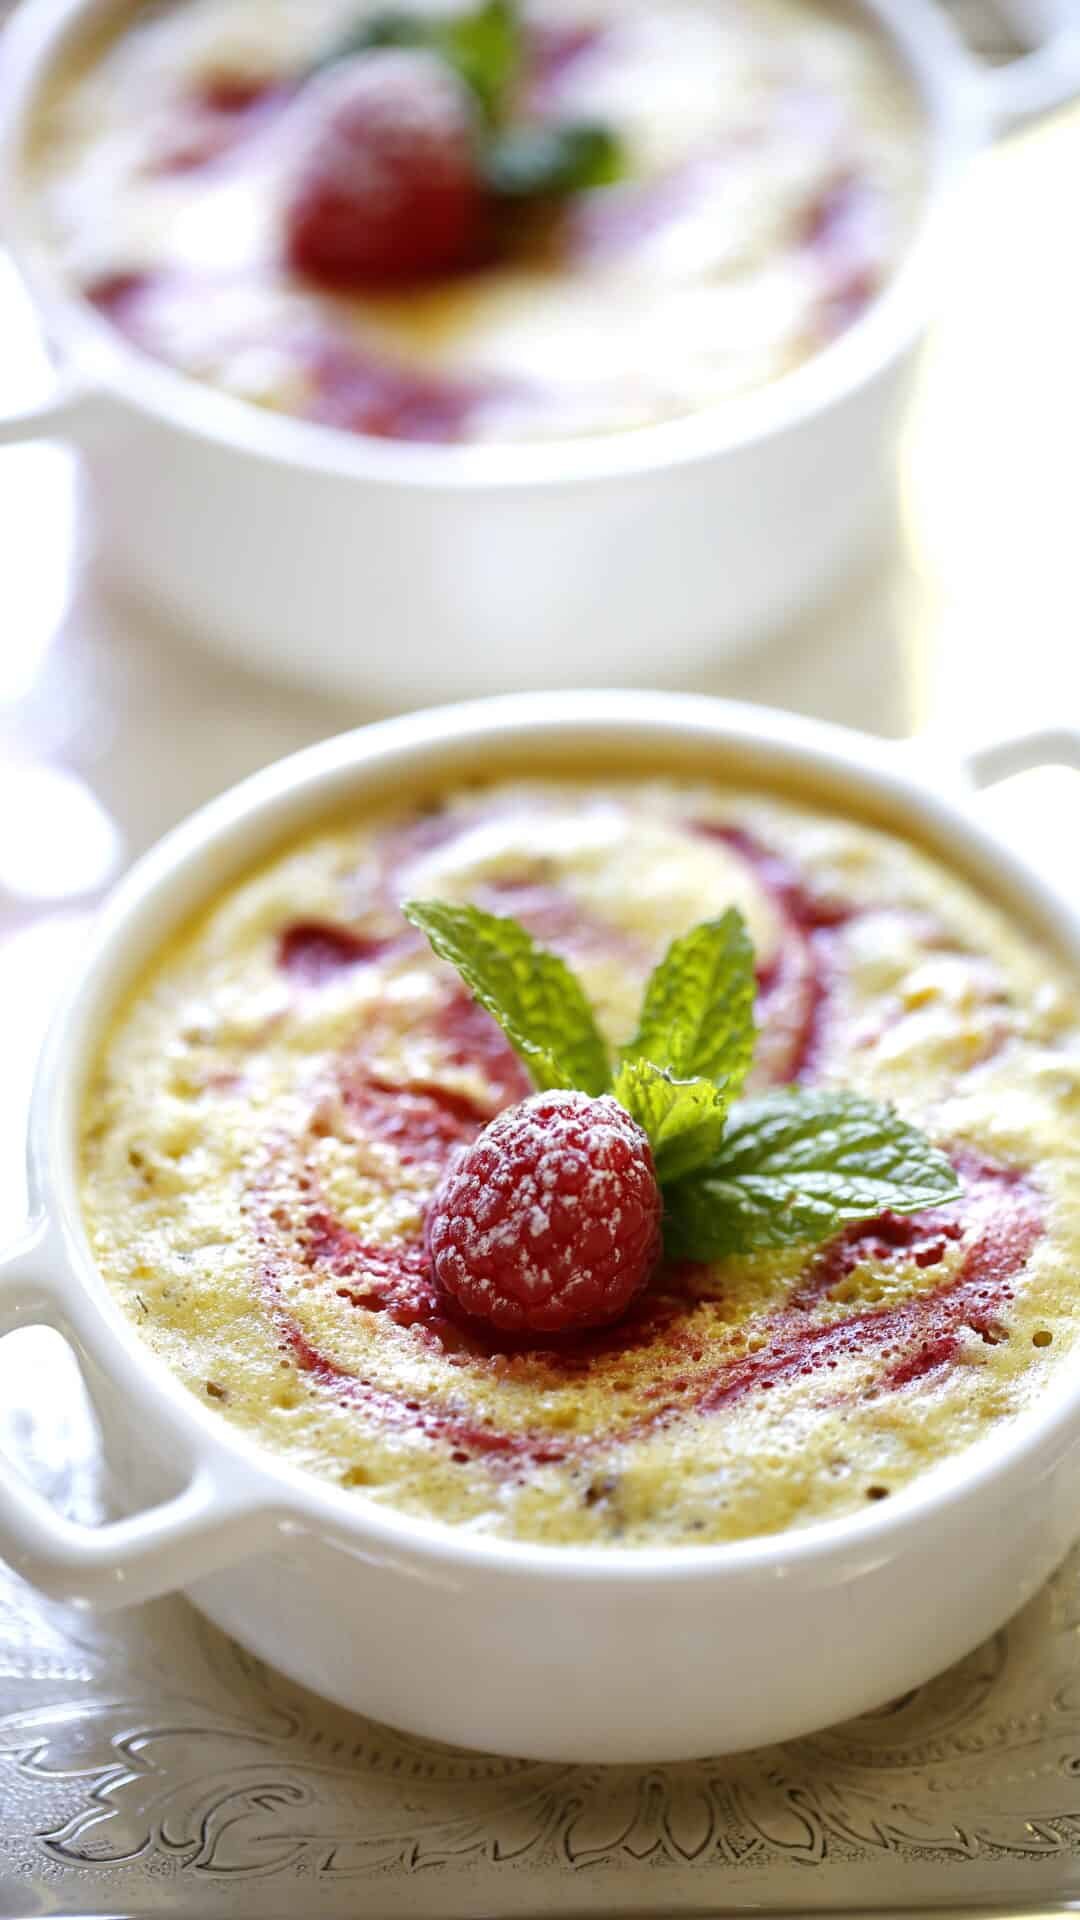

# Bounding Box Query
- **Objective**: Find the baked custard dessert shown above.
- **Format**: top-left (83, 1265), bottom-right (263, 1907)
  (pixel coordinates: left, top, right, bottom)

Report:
top-left (32, 0), bottom-right (922, 442)
top-left (80, 778), bottom-right (1080, 1546)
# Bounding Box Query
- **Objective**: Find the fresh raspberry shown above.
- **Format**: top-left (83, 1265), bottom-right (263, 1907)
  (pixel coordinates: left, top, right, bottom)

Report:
top-left (283, 50), bottom-right (487, 287)
top-left (425, 1091), bottom-right (663, 1335)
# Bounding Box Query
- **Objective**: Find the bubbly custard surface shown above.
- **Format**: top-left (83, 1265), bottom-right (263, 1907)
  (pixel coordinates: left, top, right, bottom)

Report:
top-left (80, 781), bottom-right (1080, 1544)
top-left (32, 0), bottom-right (923, 442)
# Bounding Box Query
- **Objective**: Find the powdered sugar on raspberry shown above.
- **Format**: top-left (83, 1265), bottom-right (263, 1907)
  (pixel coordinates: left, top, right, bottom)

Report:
top-left (425, 1090), bottom-right (663, 1333)
top-left (283, 49), bottom-right (487, 287)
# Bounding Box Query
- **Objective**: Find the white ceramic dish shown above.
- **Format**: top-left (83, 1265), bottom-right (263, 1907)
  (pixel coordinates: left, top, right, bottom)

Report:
top-left (1, 3), bottom-right (1078, 706)
top-left (2, 690), bottom-right (1080, 1764)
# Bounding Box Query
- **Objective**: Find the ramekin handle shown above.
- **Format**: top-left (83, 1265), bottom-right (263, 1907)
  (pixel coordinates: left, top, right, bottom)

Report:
top-left (959, 725), bottom-right (1080, 790)
top-left (979, 8), bottom-right (1080, 131)
top-left (0, 366), bottom-right (95, 446)
top-left (0, 1221), bottom-right (281, 1608)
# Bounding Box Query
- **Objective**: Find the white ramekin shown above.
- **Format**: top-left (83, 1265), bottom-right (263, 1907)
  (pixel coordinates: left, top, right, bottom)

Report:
top-left (1, 3), bottom-right (1079, 704)
top-left (2, 690), bottom-right (1080, 1764)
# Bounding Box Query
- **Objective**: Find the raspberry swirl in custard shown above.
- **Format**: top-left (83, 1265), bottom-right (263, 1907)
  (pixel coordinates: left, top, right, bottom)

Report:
top-left (80, 780), bottom-right (1080, 1545)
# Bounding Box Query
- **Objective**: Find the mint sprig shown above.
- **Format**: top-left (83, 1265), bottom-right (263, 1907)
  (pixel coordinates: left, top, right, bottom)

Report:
top-left (483, 122), bottom-right (624, 198)
top-left (402, 899), bottom-right (610, 1096)
top-left (612, 1060), bottom-right (730, 1184)
top-left (314, 0), bottom-right (518, 124)
top-left (621, 906), bottom-right (756, 1089)
top-left (405, 896), bottom-right (963, 1257)
top-left (663, 1091), bottom-right (962, 1260)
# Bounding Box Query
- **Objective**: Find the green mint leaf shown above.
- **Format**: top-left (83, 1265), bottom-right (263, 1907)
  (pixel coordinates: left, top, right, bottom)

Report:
top-left (403, 899), bottom-right (610, 1096)
top-left (437, 0), bottom-right (518, 123)
top-left (612, 1060), bottom-right (729, 1183)
top-left (484, 121), bottom-right (625, 198)
top-left (314, 0), bottom-right (518, 123)
top-left (622, 906), bottom-right (756, 1095)
top-left (664, 1089), bottom-right (962, 1260)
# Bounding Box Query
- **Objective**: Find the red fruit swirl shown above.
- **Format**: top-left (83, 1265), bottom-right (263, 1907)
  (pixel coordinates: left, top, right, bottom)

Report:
top-left (241, 810), bottom-right (1044, 1475)
top-left (249, 1017), bottom-right (1042, 1473)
